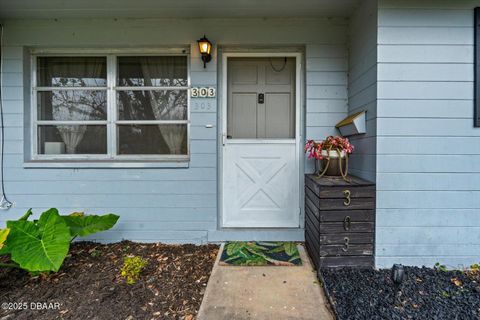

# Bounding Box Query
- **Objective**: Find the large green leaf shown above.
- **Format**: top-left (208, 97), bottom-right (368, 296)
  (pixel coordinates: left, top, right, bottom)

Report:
top-left (19, 208), bottom-right (33, 221)
top-left (0, 228), bottom-right (9, 250)
top-left (0, 209), bottom-right (35, 257)
top-left (6, 209), bottom-right (71, 272)
top-left (62, 213), bottom-right (119, 238)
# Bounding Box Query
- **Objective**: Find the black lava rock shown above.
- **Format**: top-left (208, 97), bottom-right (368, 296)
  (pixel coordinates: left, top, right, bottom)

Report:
top-left (321, 267), bottom-right (480, 320)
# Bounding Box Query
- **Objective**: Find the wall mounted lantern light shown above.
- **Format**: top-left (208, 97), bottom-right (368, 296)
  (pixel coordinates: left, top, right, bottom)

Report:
top-left (197, 35), bottom-right (212, 68)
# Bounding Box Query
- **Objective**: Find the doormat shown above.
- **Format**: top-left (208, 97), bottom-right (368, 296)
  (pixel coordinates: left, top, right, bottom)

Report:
top-left (219, 242), bottom-right (302, 266)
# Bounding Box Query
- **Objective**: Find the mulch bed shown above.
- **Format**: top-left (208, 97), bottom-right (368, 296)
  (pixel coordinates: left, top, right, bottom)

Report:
top-left (321, 266), bottom-right (480, 320)
top-left (0, 241), bottom-right (219, 320)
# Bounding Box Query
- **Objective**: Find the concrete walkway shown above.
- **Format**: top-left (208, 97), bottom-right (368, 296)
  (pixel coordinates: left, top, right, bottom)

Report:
top-left (197, 244), bottom-right (334, 320)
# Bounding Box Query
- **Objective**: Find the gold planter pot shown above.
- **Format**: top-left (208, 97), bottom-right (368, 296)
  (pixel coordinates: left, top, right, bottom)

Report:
top-left (315, 150), bottom-right (347, 177)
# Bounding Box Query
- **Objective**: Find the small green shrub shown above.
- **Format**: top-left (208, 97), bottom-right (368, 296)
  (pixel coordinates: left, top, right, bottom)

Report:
top-left (0, 208), bottom-right (119, 273)
top-left (121, 256), bottom-right (148, 284)
top-left (89, 248), bottom-right (102, 258)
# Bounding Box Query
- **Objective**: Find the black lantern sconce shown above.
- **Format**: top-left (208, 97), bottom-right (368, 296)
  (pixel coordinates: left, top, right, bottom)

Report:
top-left (197, 35), bottom-right (212, 68)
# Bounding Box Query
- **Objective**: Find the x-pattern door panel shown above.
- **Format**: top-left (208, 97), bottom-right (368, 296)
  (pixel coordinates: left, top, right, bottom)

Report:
top-left (223, 143), bottom-right (298, 227)
top-left (236, 156), bottom-right (286, 210)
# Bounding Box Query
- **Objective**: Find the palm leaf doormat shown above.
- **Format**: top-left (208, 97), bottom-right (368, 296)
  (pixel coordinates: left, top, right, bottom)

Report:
top-left (219, 242), bottom-right (302, 266)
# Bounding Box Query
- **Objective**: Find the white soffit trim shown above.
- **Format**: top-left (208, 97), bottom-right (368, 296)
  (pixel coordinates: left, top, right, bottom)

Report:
top-left (0, 0), bottom-right (362, 19)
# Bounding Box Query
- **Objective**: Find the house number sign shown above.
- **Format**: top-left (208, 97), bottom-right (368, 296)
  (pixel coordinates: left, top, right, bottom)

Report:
top-left (191, 87), bottom-right (216, 98)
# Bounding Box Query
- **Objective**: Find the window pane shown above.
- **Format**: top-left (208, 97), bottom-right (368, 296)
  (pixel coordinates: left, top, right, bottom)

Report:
top-left (118, 124), bottom-right (187, 155)
top-left (37, 90), bottom-right (107, 121)
top-left (117, 90), bottom-right (187, 120)
top-left (117, 56), bottom-right (187, 87)
top-left (37, 57), bottom-right (107, 87)
top-left (38, 125), bottom-right (107, 154)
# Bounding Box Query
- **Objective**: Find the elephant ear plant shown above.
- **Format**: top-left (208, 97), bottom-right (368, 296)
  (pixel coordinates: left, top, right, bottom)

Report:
top-left (0, 208), bottom-right (119, 273)
top-left (0, 228), bottom-right (9, 250)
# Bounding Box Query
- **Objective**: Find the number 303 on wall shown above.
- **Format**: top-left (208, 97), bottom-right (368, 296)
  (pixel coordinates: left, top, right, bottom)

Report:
top-left (191, 87), bottom-right (216, 98)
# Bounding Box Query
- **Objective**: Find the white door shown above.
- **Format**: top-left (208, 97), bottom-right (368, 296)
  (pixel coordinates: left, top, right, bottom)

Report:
top-left (222, 57), bottom-right (300, 228)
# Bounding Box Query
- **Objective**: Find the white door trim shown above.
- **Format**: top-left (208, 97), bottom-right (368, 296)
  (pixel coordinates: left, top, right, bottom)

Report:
top-left (219, 51), bottom-right (303, 229)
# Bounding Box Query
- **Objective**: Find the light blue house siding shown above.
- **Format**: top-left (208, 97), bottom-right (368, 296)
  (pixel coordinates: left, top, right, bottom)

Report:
top-left (375, 0), bottom-right (480, 268)
top-left (1, 0), bottom-right (479, 268)
top-left (0, 17), bottom-right (348, 243)
top-left (347, 0), bottom-right (378, 182)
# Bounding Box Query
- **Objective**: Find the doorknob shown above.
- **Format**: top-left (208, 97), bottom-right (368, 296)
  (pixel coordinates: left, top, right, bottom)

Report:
top-left (258, 93), bottom-right (265, 104)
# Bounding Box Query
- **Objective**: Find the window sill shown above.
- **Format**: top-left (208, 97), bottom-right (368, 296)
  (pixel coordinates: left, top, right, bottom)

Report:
top-left (23, 160), bottom-right (190, 169)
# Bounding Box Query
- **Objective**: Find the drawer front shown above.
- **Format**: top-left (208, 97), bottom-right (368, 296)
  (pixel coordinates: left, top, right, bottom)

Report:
top-left (319, 210), bottom-right (374, 223)
top-left (306, 186), bottom-right (375, 210)
top-left (305, 175), bottom-right (375, 198)
top-left (317, 186), bottom-right (375, 199)
top-left (320, 233), bottom-right (373, 245)
top-left (320, 244), bottom-right (373, 257)
top-left (320, 222), bottom-right (374, 234)
top-left (318, 198), bottom-right (375, 210)
top-left (319, 256), bottom-right (373, 268)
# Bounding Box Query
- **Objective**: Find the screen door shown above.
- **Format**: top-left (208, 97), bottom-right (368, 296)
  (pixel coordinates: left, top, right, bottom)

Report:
top-left (222, 57), bottom-right (300, 228)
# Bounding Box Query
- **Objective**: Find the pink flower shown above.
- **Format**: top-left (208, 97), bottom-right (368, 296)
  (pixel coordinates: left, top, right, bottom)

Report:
top-left (304, 135), bottom-right (354, 160)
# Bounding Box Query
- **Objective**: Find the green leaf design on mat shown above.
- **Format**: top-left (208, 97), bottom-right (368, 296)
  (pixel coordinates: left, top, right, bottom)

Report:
top-left (267, 242), bottom-right (297, 256)
top-left (283, 242), bottom-right (297, 256)
top-left (268, 247), bottom-right (284, 254)
top-left (288, 254), bottom-right (301, 262)
top-left (226, 241), bottom-right (246, 256)
top-left (221, 241), bottom-right (301, 266)
top-left (6, 208), bottom-right (71, 272)
top-left (234, 254), bottom-right (265, 266)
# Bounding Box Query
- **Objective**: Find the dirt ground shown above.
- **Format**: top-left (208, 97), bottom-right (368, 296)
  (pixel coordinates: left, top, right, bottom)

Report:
top-left (0, 241), bottom-right (219, 320)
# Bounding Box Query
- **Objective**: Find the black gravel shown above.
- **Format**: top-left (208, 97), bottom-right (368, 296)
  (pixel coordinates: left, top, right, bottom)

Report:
top-left (321, 267), bottom-right (480, 320)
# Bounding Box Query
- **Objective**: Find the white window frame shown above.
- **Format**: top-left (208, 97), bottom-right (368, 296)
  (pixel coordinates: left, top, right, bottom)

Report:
top-left (30, 48), bottom-right (191, 163)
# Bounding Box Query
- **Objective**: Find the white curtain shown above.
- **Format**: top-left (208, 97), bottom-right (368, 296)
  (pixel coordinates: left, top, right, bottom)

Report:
top-left (55, 125), bottom-right (87, 154)
top-left (51, 91), bottom-right (88, 154)
top-left (43, 57), bottom-right (105, 154)
top-left (139, 57), bottom-right (187, 154)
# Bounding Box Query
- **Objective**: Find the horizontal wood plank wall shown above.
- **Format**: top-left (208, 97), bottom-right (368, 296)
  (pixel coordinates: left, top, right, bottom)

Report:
top-left (347, 0), bottom-right (378, 183)
top-left (377, 0), bottom-right (480, 267)
top-left (0, 18), bottom-right (348, 243)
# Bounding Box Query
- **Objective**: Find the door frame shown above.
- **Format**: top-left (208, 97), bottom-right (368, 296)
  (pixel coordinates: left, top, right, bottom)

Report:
top-left (218, 51), bottom-right (304, 229)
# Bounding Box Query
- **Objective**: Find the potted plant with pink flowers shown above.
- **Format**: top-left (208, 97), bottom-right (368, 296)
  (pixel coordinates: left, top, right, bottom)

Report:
top-left (305, 136), bottom-right (354, 180)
